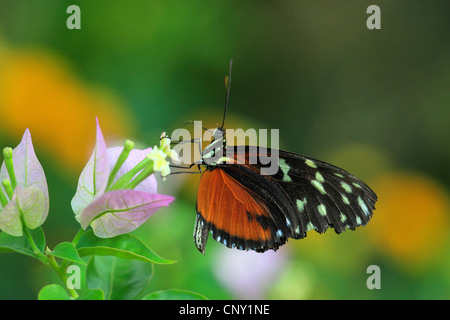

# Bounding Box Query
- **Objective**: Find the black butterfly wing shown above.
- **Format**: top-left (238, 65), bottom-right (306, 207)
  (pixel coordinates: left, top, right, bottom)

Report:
top-left (273, 148), bottom-right (377, 234)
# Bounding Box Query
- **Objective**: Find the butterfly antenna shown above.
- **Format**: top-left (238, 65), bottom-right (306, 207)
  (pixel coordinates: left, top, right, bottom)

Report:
top-left (220, 59), bottom-right (233, 130)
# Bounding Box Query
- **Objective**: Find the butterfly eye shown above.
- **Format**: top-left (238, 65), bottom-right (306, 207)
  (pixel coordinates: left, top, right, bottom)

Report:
top-left (207, 149), bottom-right (216, 158)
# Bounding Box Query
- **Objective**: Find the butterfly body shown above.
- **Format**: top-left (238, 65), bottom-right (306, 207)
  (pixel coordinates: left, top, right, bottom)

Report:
top-left (194, 143), bottom-right (377, 254)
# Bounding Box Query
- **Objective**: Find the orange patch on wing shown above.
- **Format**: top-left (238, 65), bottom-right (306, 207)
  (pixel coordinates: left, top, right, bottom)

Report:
top-left (196, 168), bottom-right (273, 242)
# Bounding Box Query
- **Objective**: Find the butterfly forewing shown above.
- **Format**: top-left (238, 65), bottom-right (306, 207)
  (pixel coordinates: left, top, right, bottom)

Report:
top-left (194, 146), bottom-right (377, 253)
top-left (273, 149), bottom-right (377, 232)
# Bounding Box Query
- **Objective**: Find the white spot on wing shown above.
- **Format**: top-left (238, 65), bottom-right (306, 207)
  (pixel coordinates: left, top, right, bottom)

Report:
top-left (352, 182), bottom-right (362, 189)
top-left (356, 216), bottom-right (362, 225)
top-left (306, 222), bottom-right (316, 231)
top-left (296, 198), bottom-right (307, 212)
top-left (305, 159), bottom-right (317, 168)
top-left (279, 158), bottom-right (292, 182)
top-left (286, 218), bottom-right (291, 228)
top-left (317, 204), bottom-right (327, 216)
top-left (315, 172), bottom-right (325, 183)
top-left (341, 193), bottom-right (350, 205)
top-left (311, 180), bottom-right (326, 195)
top-left (341, 181), bottom-right (352, 193)
top-left (357, 196), bottom-right (370, 216)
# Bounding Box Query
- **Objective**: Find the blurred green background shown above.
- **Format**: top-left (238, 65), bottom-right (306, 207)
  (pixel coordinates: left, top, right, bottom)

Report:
top-left (0, 0), bottom-right (449, 299)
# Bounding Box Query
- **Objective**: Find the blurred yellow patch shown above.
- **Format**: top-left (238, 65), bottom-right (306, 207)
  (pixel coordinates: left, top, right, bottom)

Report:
top-left (0, 50), bottom-right (134, 172)
top-left (368, 172), bottom-right (449, 269)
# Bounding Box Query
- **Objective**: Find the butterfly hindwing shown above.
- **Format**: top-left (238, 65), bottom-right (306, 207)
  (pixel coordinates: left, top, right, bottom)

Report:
top-left (195, 167), bottom-right (290, 253)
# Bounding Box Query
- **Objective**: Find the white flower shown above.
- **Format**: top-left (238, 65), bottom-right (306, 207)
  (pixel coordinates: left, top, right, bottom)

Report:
top-left (159, 132), bottom-right (180, 163)
top-left (147, 147), bottom-right (170, 177)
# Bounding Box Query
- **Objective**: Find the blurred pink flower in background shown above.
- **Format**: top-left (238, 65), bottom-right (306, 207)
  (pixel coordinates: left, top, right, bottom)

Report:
top-left (212, 246), bottom-right (288, 299)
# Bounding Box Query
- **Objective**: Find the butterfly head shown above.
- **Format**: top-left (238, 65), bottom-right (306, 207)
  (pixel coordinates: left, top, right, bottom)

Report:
top-left (201, 127), bottom-right (229, 166)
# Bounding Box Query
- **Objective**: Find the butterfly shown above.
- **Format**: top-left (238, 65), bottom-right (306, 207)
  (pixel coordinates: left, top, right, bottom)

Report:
top-left (176, 60), bottom-right (377, 254)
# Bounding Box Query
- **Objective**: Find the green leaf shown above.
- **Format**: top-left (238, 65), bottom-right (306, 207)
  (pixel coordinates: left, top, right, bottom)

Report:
top-left (0, 227), bottom-right (45, 258)
top-left (76, 229), bottom-right (175, 264)
top-left (142, 289), bottom-right (208, 300)
top-left (48, 242), bottom-right (86, 265)
top-left (76, 288), bottom-right (105, 300)
top-left (38, 284), bottom-right (71, 300)
top-left (86, 256), bottom-right (153, 300)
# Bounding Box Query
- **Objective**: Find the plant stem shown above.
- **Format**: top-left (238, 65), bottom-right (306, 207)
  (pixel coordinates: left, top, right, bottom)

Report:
top-left (60, 227), bottom-right (87, 271)
top-left (0, 186), bottom-right (8, 207)
top-left (71, 227), bottom-right (86, 246)
top-left (47, 255), bottom-right (79, 299)
top-left (2, 179), bottom-right (13, 199)
top-left (106, 140), bottom-right (134, 189)
top-left (107, 157), bottom-right (151, 191)
top-left (3, 147), bottom-right (17, 189)
top-left (21, 216), bottom-right (80, 299)
top-left (20, 216), bottom-right (48, 264)
top-left (60, 227), bottom-right (87, 272)
top-left (123, 165), bottom-right (154, 190)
